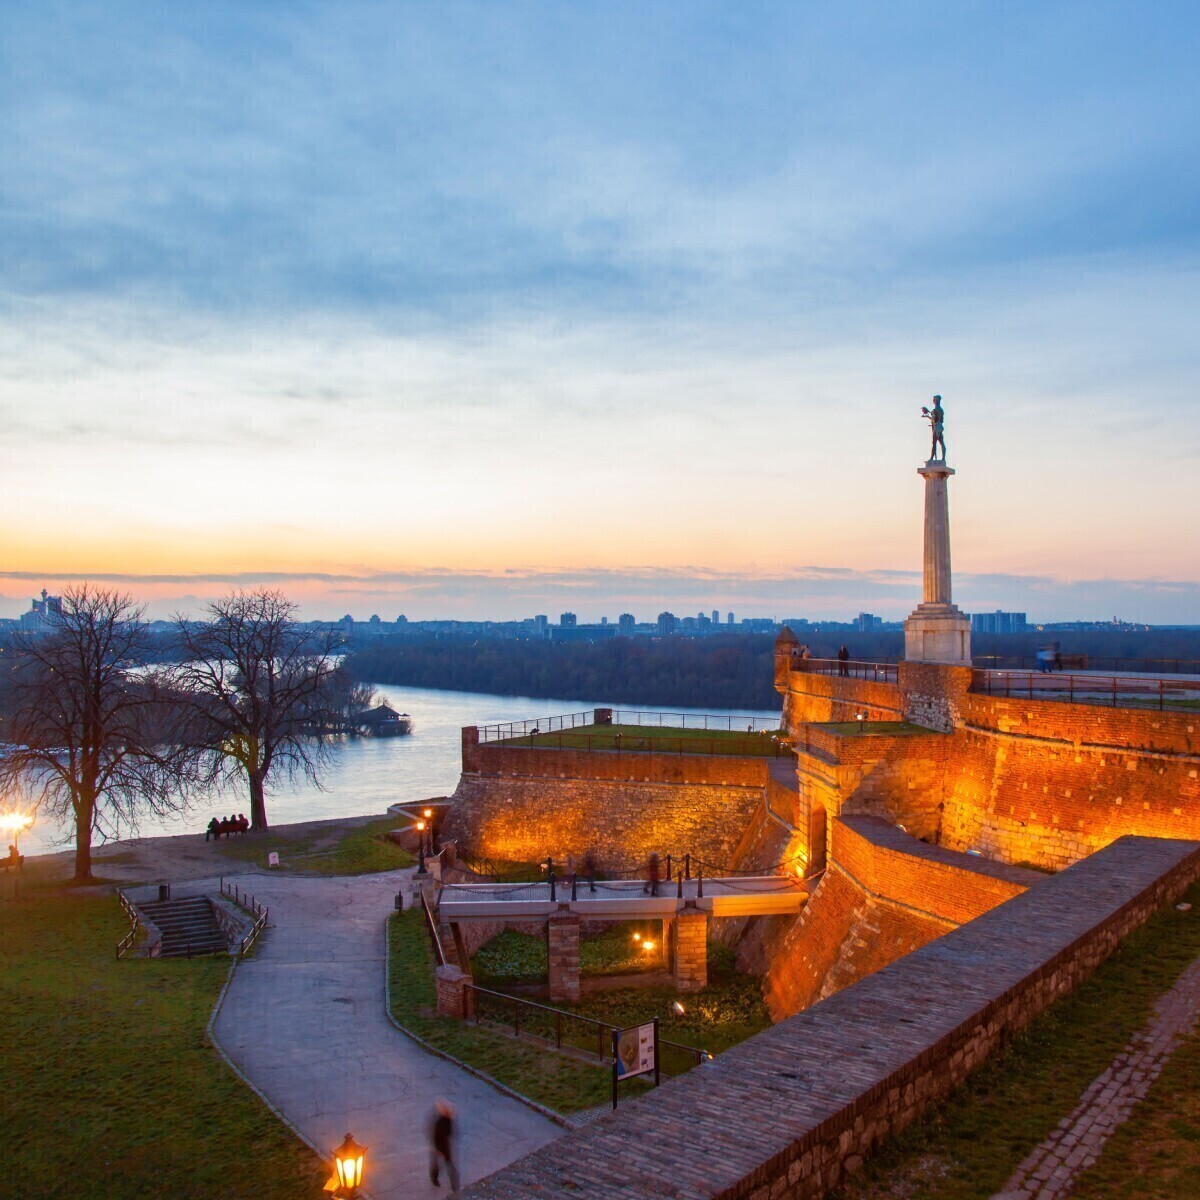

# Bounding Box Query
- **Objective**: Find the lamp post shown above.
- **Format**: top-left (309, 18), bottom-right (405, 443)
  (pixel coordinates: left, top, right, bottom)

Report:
top-left (416, 819), bottom-right (428, 875)
top-left (423, 806), bottom-right (435, 853)
top-left (855, 711), bottom-right (865, 734)
top-left (333, 1132), bottom-right (367, 1197)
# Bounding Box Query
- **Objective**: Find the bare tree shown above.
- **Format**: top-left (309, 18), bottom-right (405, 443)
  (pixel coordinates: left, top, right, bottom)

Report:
top-left (0, 587), bottom-right (191, 882)
top-left (174, 589), bottom-right (340, 831)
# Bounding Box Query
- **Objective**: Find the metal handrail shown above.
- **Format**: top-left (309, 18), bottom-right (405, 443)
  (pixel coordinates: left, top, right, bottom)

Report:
top-left (220, 879), bottom-right (270, 957)
top-left (419, 889), bottom-right (446, 967)
top-left (787, 657), bottom-right (898, 682)
top-left (973, 655), bottom-right (1200, 676)
top-left (463, 983), bottom-right (708, 1070)
top-left (478, 709), bottom-right (782, 742)
top-left (115, 890), bottom-right (140, 960)
top-left (971, 668), bottom-right (1200, 711)
top-left (478, 711), bottom-right (594, 741)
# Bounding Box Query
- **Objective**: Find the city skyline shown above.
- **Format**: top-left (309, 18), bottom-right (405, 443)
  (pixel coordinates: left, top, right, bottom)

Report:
top-left (3, 4), bottom-right (1199, 622)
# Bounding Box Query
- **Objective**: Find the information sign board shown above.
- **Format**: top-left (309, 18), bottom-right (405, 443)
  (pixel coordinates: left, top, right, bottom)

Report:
top-left (611, 1018), bottom-right (659, 1108)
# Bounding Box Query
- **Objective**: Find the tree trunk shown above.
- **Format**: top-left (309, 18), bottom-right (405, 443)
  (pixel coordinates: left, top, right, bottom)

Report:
top-left (73, 799), bottom-right (94, 882)
top-left (248, 771), bottom-right (268, 832)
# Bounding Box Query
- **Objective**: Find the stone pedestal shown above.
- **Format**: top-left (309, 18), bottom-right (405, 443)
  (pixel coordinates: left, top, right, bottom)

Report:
top-left (435, 964), bottom-right (471, 1018)
top-left (671, 910), bottom-right (708, 992)
top-left (547, 911), bottom-right (580, 1002)
top-left (904, 459), bottom-right (971, 666)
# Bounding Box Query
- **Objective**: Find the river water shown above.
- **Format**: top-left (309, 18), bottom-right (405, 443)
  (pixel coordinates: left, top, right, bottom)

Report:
top-left (21, 685), bottom-right (780, 856)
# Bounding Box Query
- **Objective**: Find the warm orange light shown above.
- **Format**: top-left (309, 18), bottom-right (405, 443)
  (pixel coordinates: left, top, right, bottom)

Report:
top-left (333, 1132), bottom-right (366, 1193)
top-left (632, 932), bottom-right (641, 943)
top-left (642, 940), bottom-right (655, 952)
top-left (672, 1001), bottom-right (685, 1015)
top-left (423, 807), bottom-right (433, 819)
top-left (416, 820), bottom-right (426, 832)
top-left (0, 813), bottom-right (33, 832)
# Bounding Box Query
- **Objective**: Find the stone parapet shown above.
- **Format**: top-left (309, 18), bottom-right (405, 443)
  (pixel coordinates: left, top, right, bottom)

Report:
top-left (461, 835), bottom-right (1200, 1200)
top-left (671, 909), bottom-right (708, 992)
top-left (547, 911), bottom-right (580, 1002)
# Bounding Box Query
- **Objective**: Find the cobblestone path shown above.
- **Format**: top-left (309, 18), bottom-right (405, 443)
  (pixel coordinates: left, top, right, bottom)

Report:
top-left (993, 950), bottom-right (1200, 1199)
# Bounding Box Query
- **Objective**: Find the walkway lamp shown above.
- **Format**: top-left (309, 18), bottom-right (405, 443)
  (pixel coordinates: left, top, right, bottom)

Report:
top-left (855, 711), bottom-right (865, 734)
top-left (333, 1132), bottom-right (367, 1196)
top-left (416, 820), bottom-right (428, 875)
top-left (423, 807), bottom-right (435, 851)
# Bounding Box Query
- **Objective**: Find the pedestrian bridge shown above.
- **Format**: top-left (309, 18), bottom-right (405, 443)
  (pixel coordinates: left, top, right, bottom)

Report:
top-left (438, 874), bottom-right (808, 921)
top-left (435, 874), bottom-right (809, 1000)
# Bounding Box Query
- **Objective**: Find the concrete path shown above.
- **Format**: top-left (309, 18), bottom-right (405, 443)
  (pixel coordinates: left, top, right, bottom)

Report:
top-left (993, 949), bottom-right (1200, 1199)
top-left (209, 869), bottom-right (560, 1199)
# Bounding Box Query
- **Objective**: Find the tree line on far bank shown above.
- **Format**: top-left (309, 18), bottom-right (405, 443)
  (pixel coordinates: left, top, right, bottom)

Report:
top-left (0, 588), bottom-right (366, 882)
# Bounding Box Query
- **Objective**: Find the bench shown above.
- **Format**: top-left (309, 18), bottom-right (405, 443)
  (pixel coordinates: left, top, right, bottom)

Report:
top-left (1, 854), bottom-right (24, 871)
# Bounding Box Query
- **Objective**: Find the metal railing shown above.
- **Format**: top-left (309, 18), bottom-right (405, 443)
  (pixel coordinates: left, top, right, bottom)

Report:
top-left (464, 984), bottom-right (709, 1074)
top-left (419, 889), bottom-right (446, 967)
top-left (971, 669), bottom-right (1200, 711)
top-left (115, 890), bottom-right (141, 960)
top-left (973, 655), bottom-right (1200, 676)
top-left (220, 879), bottom-right (270, 957)
top-left (483, 729), bottom-right (792, 757)
top-left (478, 711), bottom-right (594, 742)
top-left (787, 657), bottom-right (898, 682)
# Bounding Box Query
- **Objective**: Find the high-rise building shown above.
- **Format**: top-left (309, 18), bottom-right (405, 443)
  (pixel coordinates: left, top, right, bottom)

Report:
top-left (657, 611), bottom-right (677, 636)
top-left (712, 609), bottom-right (720, 625)
top-left (534, 614), bottom-right (549, 637)
top-left (617, 613), bottom-right (635, 636)
top-left (970, 610), bottom-right (1029, 634)
top-left (727, 612), bottom-right (734, 625)
top-left (856, 612), bottom-right (882, 632)
top-left (560, 612), bottom-right (577, 627)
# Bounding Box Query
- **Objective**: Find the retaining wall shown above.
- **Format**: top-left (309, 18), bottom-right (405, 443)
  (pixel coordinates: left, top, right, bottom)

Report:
top-left (463, 835), bottom-right (1200, 1200)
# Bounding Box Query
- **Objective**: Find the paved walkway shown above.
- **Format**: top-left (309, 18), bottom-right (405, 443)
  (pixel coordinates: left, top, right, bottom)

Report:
top-left (209, 869), bottom-right (559, 1199)
top-left (994, 950), bottom-right (1200, 1199)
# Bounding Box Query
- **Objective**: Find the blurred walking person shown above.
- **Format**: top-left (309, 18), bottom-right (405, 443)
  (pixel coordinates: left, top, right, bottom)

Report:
top-left (642, 851), bottom-right (661, 897)
top-left (429, 1098), bottom-right (459, 1191)
top-left (837, 645), bottom-right (850, 677)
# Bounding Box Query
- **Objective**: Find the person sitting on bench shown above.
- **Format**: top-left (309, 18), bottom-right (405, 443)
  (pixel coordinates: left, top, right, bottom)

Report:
top-left (206, 817), bottom-right (222, 842)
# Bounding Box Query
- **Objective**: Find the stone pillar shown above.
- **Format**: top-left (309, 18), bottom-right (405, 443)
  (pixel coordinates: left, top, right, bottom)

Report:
top-left (461, 725), bottom-right (480, 772)
top-left (672, 909), bottom-right (708, 992)
top-left (547, 911), bottom-right (581, 1002)
top-left (436, 964), bottom-right (471, 1018)
top-left (904, 459), bottom-right (971, 665)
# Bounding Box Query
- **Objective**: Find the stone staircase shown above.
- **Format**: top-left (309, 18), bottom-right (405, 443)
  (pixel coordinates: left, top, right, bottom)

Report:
top-left (138, 895), bottom-right (228, 958)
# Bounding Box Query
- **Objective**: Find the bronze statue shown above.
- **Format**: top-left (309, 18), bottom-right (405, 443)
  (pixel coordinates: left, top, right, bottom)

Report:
top-left (921, 394), bottom-right (946, 460)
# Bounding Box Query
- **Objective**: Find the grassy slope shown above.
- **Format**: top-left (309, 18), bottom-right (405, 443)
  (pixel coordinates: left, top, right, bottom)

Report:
top-left (388, 908), bottom-right (616, 1114)
top-left (207, 814), bottom-right (415, 875)
top-left (837, 879), bottom-right (1200, 1200)
top-left (0, 893), bottom-right (325, 1200)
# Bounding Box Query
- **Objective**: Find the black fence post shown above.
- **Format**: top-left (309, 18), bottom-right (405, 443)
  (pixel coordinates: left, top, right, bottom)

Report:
top-left (571, 874), bottom-right (578, 901)
top-left (684, 853), bottom-right (691, 880)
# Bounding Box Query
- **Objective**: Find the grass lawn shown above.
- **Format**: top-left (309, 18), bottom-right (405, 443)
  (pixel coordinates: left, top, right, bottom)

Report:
top-left (471, 922), bottom-right (668, 984)
top-left (0, 891), bottom-right (326, 1200)
top-left (388, 908), bottom-right (617, 1114)
top-left (209, 814), bottom-right (415, 875)
top-left (836, 879), bottom-right (1200, 1200)
top-left (1072, 1024), bottom-right (1200, 1198)
top-left (496, 723), bottom-right (788, 757)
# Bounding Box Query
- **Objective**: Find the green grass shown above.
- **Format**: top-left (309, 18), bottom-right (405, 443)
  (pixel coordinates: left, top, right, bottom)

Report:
top-left (496, 723), bottom-right (788, 757)
top-left (837, 879), bottom-right (1200, 1200)
top-left (471, 922), bottom-right (668, 984)
top-left (0, 892), bottom-right (326, 1200)
top-left (388, 908), bottom-right (618, 1113)
top-left (209, 815), bottom-right (415, 875)
top-left (1072, 1024), bottom-right (1200, 1198)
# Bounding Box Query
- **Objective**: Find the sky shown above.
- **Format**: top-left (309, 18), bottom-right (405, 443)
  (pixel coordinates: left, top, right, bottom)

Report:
top-left (2, 2), bottom-right (1199, 623)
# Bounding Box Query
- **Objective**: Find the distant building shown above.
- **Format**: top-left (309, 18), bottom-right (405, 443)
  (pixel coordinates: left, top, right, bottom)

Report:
top-left (534, 615), bottom-right (549, 637)
top-left (712, 609), bottom-right (720, 625)
top-left (856, 612), bottom-right (882, 632)
top-left (727, 612), bottom-right (734, 625)
top-left (617, 613), bottom-right (635, 636)
top-left (19, 589), bottom-right (63, 635)
top-left (970, 610), bottom-right (1028, 634)
top-left (560, 612), bottom-right (577, 627)
top-left (657, 611), bottom-right (677, 636)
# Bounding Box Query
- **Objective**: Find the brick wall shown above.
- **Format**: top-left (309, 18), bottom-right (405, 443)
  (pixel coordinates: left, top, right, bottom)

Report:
top-left (462, 836), bottom-right (1200, 1200)
top-left (780, 668), bottom-right (905, 727)
top-left (443, 773), bottom-right (766, 868)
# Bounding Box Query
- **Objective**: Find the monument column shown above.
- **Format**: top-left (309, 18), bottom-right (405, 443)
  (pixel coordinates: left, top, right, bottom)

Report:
top-left (904, 397), bottom-right (971, 665)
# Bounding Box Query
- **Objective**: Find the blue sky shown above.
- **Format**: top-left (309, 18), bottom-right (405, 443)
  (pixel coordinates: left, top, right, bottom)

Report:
top-left (2, 2), bottom-right (1198, 621)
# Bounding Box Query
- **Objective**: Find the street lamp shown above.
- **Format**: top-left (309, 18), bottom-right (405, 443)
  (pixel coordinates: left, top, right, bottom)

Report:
top-left (333, 1132), bottom-right (367, 1197)
top-left (423, 807), bottom-right (435, 852)
top-left (416, 820), bottom-right (428, 875)
top-left (855, 711), bottom-right (865, 734)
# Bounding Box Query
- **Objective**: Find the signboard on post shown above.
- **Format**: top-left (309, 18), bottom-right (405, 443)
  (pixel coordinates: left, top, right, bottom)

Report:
top-left (611, 1018), bottom-right (659, 1108)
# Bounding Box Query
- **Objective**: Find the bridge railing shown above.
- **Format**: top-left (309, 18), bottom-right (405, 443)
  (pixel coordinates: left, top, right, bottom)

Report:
top-left (971, 669), bottom-right (1200, 711)
top-left (787, 657), bottom-right (899, 683)
top-left (464, 984), bottom-right (709, 1075)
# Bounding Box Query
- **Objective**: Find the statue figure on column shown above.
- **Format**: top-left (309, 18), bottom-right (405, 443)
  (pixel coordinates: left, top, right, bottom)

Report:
top-left (921, 394), bottom-right (946, 461)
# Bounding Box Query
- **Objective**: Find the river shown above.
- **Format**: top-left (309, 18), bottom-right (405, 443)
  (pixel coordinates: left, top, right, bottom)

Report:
top-left (20, 685), bottom-right (780, 856)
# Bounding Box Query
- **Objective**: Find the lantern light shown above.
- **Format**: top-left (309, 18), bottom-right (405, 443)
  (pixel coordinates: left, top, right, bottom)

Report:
top-left (333, 1132), bottom-right (366, 1194)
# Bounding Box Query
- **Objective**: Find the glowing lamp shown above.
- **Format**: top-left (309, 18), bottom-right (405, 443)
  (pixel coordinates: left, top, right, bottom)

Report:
top-left (632, 932), bottom-right (641, 943)
top-left (416, 819), bottom-right (426, 833)
top-left (672, 1001), bottom-right (685, 1016)
top-left (642, 940), bottom-right (655, 952)
top-left (423, 807), bottom-right (433, 820)
top-left (334, 1132), bottom-right (366, 1195)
